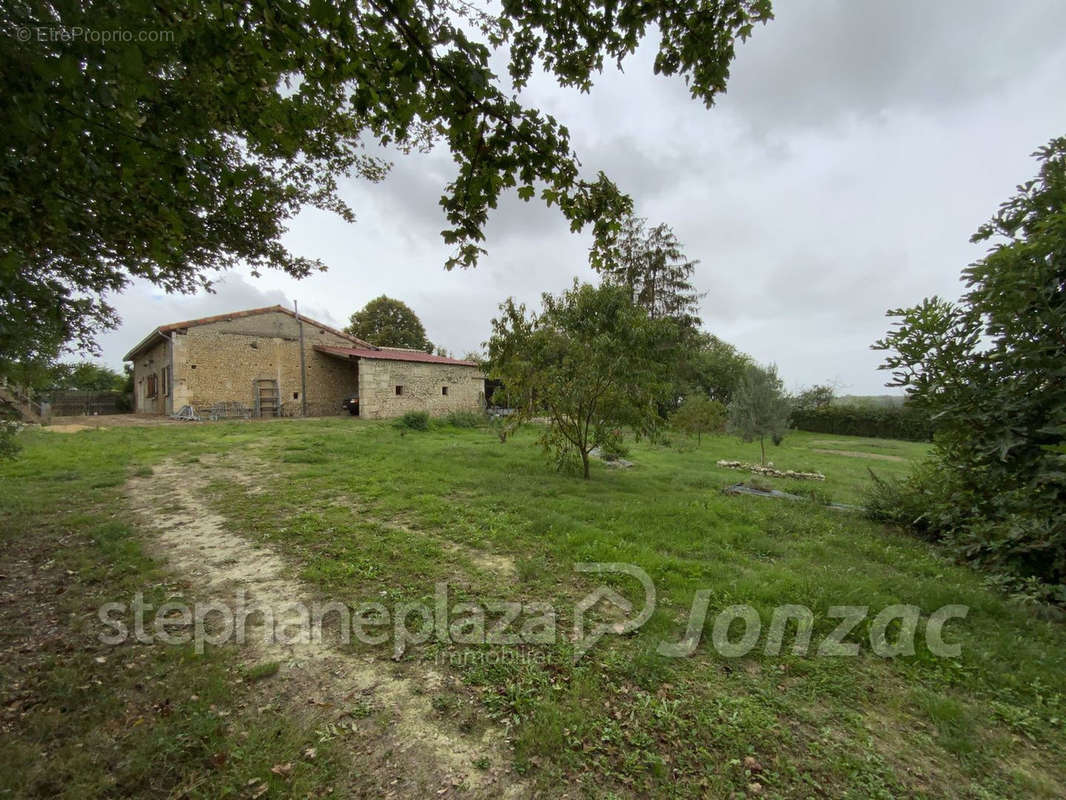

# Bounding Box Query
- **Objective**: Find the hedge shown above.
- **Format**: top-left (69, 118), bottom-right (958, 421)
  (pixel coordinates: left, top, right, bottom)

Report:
top-left (790, 405), bottom-right (933, 442)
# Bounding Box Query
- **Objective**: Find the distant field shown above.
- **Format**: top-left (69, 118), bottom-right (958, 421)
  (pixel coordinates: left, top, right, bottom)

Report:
top-left (2, 419), bottom-right (1064, 799)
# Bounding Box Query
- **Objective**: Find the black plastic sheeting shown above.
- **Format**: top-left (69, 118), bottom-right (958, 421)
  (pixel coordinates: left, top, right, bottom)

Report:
top-left (722, 483), bottom-right (864, 512)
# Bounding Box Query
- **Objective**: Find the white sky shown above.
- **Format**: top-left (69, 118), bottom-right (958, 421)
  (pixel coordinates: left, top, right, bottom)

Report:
top-left (91, 0), bottom-right (1066, 395)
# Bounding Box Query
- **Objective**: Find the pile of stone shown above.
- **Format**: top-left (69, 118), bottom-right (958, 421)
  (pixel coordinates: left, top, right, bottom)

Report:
top-left (716, 460), bottom-right (825, 481)
top-left (590, 446), bottom-right (634, 469)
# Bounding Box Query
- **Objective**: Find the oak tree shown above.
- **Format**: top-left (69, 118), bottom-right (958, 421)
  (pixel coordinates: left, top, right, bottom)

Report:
top-left (346, 295), bottom-right (432, 351)
top-left (1, 0), bottom-right (772, 376)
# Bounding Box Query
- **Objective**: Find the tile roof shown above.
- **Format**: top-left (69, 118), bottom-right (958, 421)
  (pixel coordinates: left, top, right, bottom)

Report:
top-left (123, 305), bottom-right (372, 360)
top-left (313, 344), bottom-right (478, 367)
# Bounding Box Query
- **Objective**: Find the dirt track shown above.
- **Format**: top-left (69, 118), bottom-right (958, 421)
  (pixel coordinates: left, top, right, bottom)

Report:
top-left (125, 457), bottom-right (527, 799)
top-left (42, 414), bottom-right (178, 430)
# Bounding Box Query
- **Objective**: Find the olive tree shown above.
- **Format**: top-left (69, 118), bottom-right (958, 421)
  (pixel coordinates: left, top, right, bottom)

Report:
top-left (726, 363), bottom-right (790, 464)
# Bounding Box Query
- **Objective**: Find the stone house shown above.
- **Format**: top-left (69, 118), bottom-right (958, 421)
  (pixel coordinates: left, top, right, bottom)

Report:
top-left (122, 305), bottom-right (485, 419)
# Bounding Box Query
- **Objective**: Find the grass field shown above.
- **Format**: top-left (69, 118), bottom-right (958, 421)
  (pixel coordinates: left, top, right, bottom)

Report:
top-left (2, 418), bottom-right (1065, 798)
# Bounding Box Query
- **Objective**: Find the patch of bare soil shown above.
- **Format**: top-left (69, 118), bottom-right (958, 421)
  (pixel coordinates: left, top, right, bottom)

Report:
top-left (810, 448), bottom-right (905, 462)
top-left (126, 460), bottom-right (527, 798)
top-left (464, 550), bottom-right (517, 578)
top-left (48, 414), bottom-right (179, 428)
top-left (39, 424), bottom-right (101, 433)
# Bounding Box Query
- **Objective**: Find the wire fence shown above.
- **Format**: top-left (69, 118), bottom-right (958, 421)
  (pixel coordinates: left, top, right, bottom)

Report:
top-left (46, 390), bottom-right (129, 416)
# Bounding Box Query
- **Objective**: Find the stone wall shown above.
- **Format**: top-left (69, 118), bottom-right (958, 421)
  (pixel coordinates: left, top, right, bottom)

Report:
top-left (128, 309), bottom-right (483, 419)
top-left (172, 311), bottom-right (357, 416)
top-left (357, 358), bottom-right (484, 419)
top-left (131, 337), bottom-right (171, 414)
top-left (304, 352), bottom-right (360, 416)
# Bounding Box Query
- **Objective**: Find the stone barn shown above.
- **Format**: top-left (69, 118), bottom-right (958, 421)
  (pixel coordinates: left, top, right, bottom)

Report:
top-left (123, 305), bottom-right (485, 419)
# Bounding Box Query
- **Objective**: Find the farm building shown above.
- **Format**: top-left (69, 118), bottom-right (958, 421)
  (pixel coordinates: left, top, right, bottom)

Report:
top-left (122, 305), bottom-right (485, 419)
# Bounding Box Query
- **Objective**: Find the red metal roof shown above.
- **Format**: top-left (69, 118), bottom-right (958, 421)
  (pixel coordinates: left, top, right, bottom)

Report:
top-left (314, 344), bottom-right (478, 367)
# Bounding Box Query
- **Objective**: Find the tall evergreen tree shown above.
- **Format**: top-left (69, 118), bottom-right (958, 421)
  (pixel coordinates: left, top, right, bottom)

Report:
top-left (592, 215), bottom-right (703, 329)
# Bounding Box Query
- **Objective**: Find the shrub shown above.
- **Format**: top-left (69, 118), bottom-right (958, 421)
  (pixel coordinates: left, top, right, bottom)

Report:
top-left (791, 404), bottom-right (933, 441)
top-left (867, 140), bottom-right (1066, 588)
top-left (394, 410), bottom-right (430, 431)
top-left (598, 443), bottom-right (630, 461)
top-left (862, 465), bottom-right (939, 535)
top-left (443, 410), bottom-right (484, 428)
top-left (0, 420), bottom-right (20, 461)
top-left (489, 415), bottom-right (510, 443)
top-left (865, 462), bottom-right (1066, 597)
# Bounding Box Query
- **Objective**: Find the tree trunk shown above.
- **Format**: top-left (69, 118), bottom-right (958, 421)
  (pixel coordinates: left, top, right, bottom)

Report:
top-left (760, 436), bottom-right (766, 465)
top-left (581, 449), bottom-right (590, 479)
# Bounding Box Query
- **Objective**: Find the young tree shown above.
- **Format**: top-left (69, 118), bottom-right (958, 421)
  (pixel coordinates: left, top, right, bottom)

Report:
top-left (873, 137), bottom-right (1066, 584)
top-left (346, 296), bottom-right (433, 352)
top-left (671, 394), bottom-right (726, 444)
top-left (487, 281), bottom-right (674, 478)
top-left (678, 332), bottom-right (753, 405)
top-left (1, 1), bottom-right (772, 376)
top-left (727, 364), bottom-right (790, 464)
top-left (592, 215), bottom-right (704, 328)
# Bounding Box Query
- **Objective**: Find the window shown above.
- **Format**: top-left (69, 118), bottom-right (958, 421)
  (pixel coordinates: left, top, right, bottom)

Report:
top-left (441, 386), bottom-right (448, 396)
top-left (146, 374), bottom-right (158, 398)
top-left (293, 392), bottom-right (299, 400)
top-left (395, 385), bottom-right (403, 395)
top-left (161, 366), bottom-right (170, 397)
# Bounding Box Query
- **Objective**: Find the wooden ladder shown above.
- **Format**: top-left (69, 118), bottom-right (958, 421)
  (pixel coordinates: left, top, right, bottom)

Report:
top-left (253, 379), bottom-right (280, 418)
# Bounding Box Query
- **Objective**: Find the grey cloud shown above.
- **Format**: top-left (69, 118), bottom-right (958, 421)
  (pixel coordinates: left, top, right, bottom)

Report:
top-left (87, 3), bottom-right (1066, 397)
top-left (719, 0), bottom-right (1066, 132)
top-left (349, 147), bottom-right (454, 241)
top-left (90, 273), bottom-right (331, 369)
